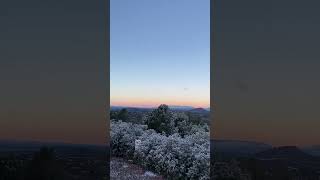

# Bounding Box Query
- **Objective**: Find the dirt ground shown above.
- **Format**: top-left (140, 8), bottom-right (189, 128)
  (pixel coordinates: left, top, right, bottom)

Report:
top-left (110, 157), bottom-right (164, 180)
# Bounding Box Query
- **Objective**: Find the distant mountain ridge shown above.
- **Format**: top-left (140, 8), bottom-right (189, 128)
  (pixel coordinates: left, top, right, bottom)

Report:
top-left (256, 146), bottom-right (315, 160)
top-left (212, 140), bottom-right (320, 156)
top-left (303, 145), bottom-right (320, 157)
top-left (254, 146), bottom-right (320, 172)
top-left (168, 105), bottom-right (195, 111)
top-left (211, 139), bottom-right (272, 157)
top-left (0, 139), bottom-right (106, 152)
top-left (212, 140), bottom-right (320, 175)
top-left (110, 105), bottom-right (210, 111)
top-left (188, 108), bottom-right (209, 114)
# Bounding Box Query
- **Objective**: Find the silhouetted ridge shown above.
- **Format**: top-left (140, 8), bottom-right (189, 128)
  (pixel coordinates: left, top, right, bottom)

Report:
top-left (256, 146), bottom-right (315, 160)
top-left (211, 139), bottom-right (272, 157)
top-left (188, 108), bottom-right (209, 114)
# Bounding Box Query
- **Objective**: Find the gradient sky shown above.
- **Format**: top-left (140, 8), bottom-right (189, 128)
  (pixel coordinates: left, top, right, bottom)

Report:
top-left (213, 0), bottom-right (320, 147)
top-left (0, 0), bottom-right (107, 145)
top-left (110, 0), bottom-right (210, 108)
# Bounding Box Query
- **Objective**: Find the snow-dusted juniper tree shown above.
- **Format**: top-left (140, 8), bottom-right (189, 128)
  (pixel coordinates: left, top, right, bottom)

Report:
top-left (144, 104), bottom-right (175, 135)
top-left (172, 112), bottom-right (193, 137)
top-left (144, 104), bottom-right (200, 137)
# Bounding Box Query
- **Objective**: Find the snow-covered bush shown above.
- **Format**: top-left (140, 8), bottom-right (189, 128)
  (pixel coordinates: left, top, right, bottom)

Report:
top-left (185, 132), bottom-right (210, 180)
top-left (111, 111), bottom-right (210, 180)
top-left (110, 120), bottom-right (147, 158)
top-left (134, 130), bottom-right (210, 180)
top-left (189, 123), bottom-right (209, 134)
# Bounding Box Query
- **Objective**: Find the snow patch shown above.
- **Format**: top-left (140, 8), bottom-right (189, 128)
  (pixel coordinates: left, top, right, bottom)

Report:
top-left (143, 171), bottom-right (157, 177)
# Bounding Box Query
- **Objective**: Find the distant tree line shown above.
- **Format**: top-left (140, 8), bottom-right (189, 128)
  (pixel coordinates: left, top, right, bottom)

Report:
top-left (111, 104), bottom-right (209, 137)
top-left (110, 108), bottom-right (128, 121)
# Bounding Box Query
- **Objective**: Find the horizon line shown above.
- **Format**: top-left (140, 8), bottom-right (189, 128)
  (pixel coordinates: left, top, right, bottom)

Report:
top-left (0, 138), bottom-right (107, 146)
top-left (211, 138), bottom-right (318, 148)
top-left (110, 104), bottom-right (210, 109)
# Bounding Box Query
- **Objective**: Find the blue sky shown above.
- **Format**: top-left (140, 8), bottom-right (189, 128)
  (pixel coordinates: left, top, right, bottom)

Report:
top-left (110, 0), bottom-right (210, 108)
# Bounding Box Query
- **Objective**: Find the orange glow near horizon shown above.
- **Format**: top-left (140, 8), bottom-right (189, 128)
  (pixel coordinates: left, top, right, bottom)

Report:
top-left (111, 97), bottom-right (210, 108)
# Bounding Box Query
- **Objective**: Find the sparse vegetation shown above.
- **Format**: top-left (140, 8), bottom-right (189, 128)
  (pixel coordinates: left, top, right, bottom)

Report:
top-left (111, 104), bottom-right (210, 180)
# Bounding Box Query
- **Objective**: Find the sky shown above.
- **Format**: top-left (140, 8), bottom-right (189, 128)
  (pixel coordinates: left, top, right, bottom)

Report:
top-left (110, 0), bottom-right (210, 108)
top-left (0, 0), bottom-right (107, 145)
top-left (3, 0), bottom-right (318, 148)
top-left (213, 0), bottom-right (320, 147)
